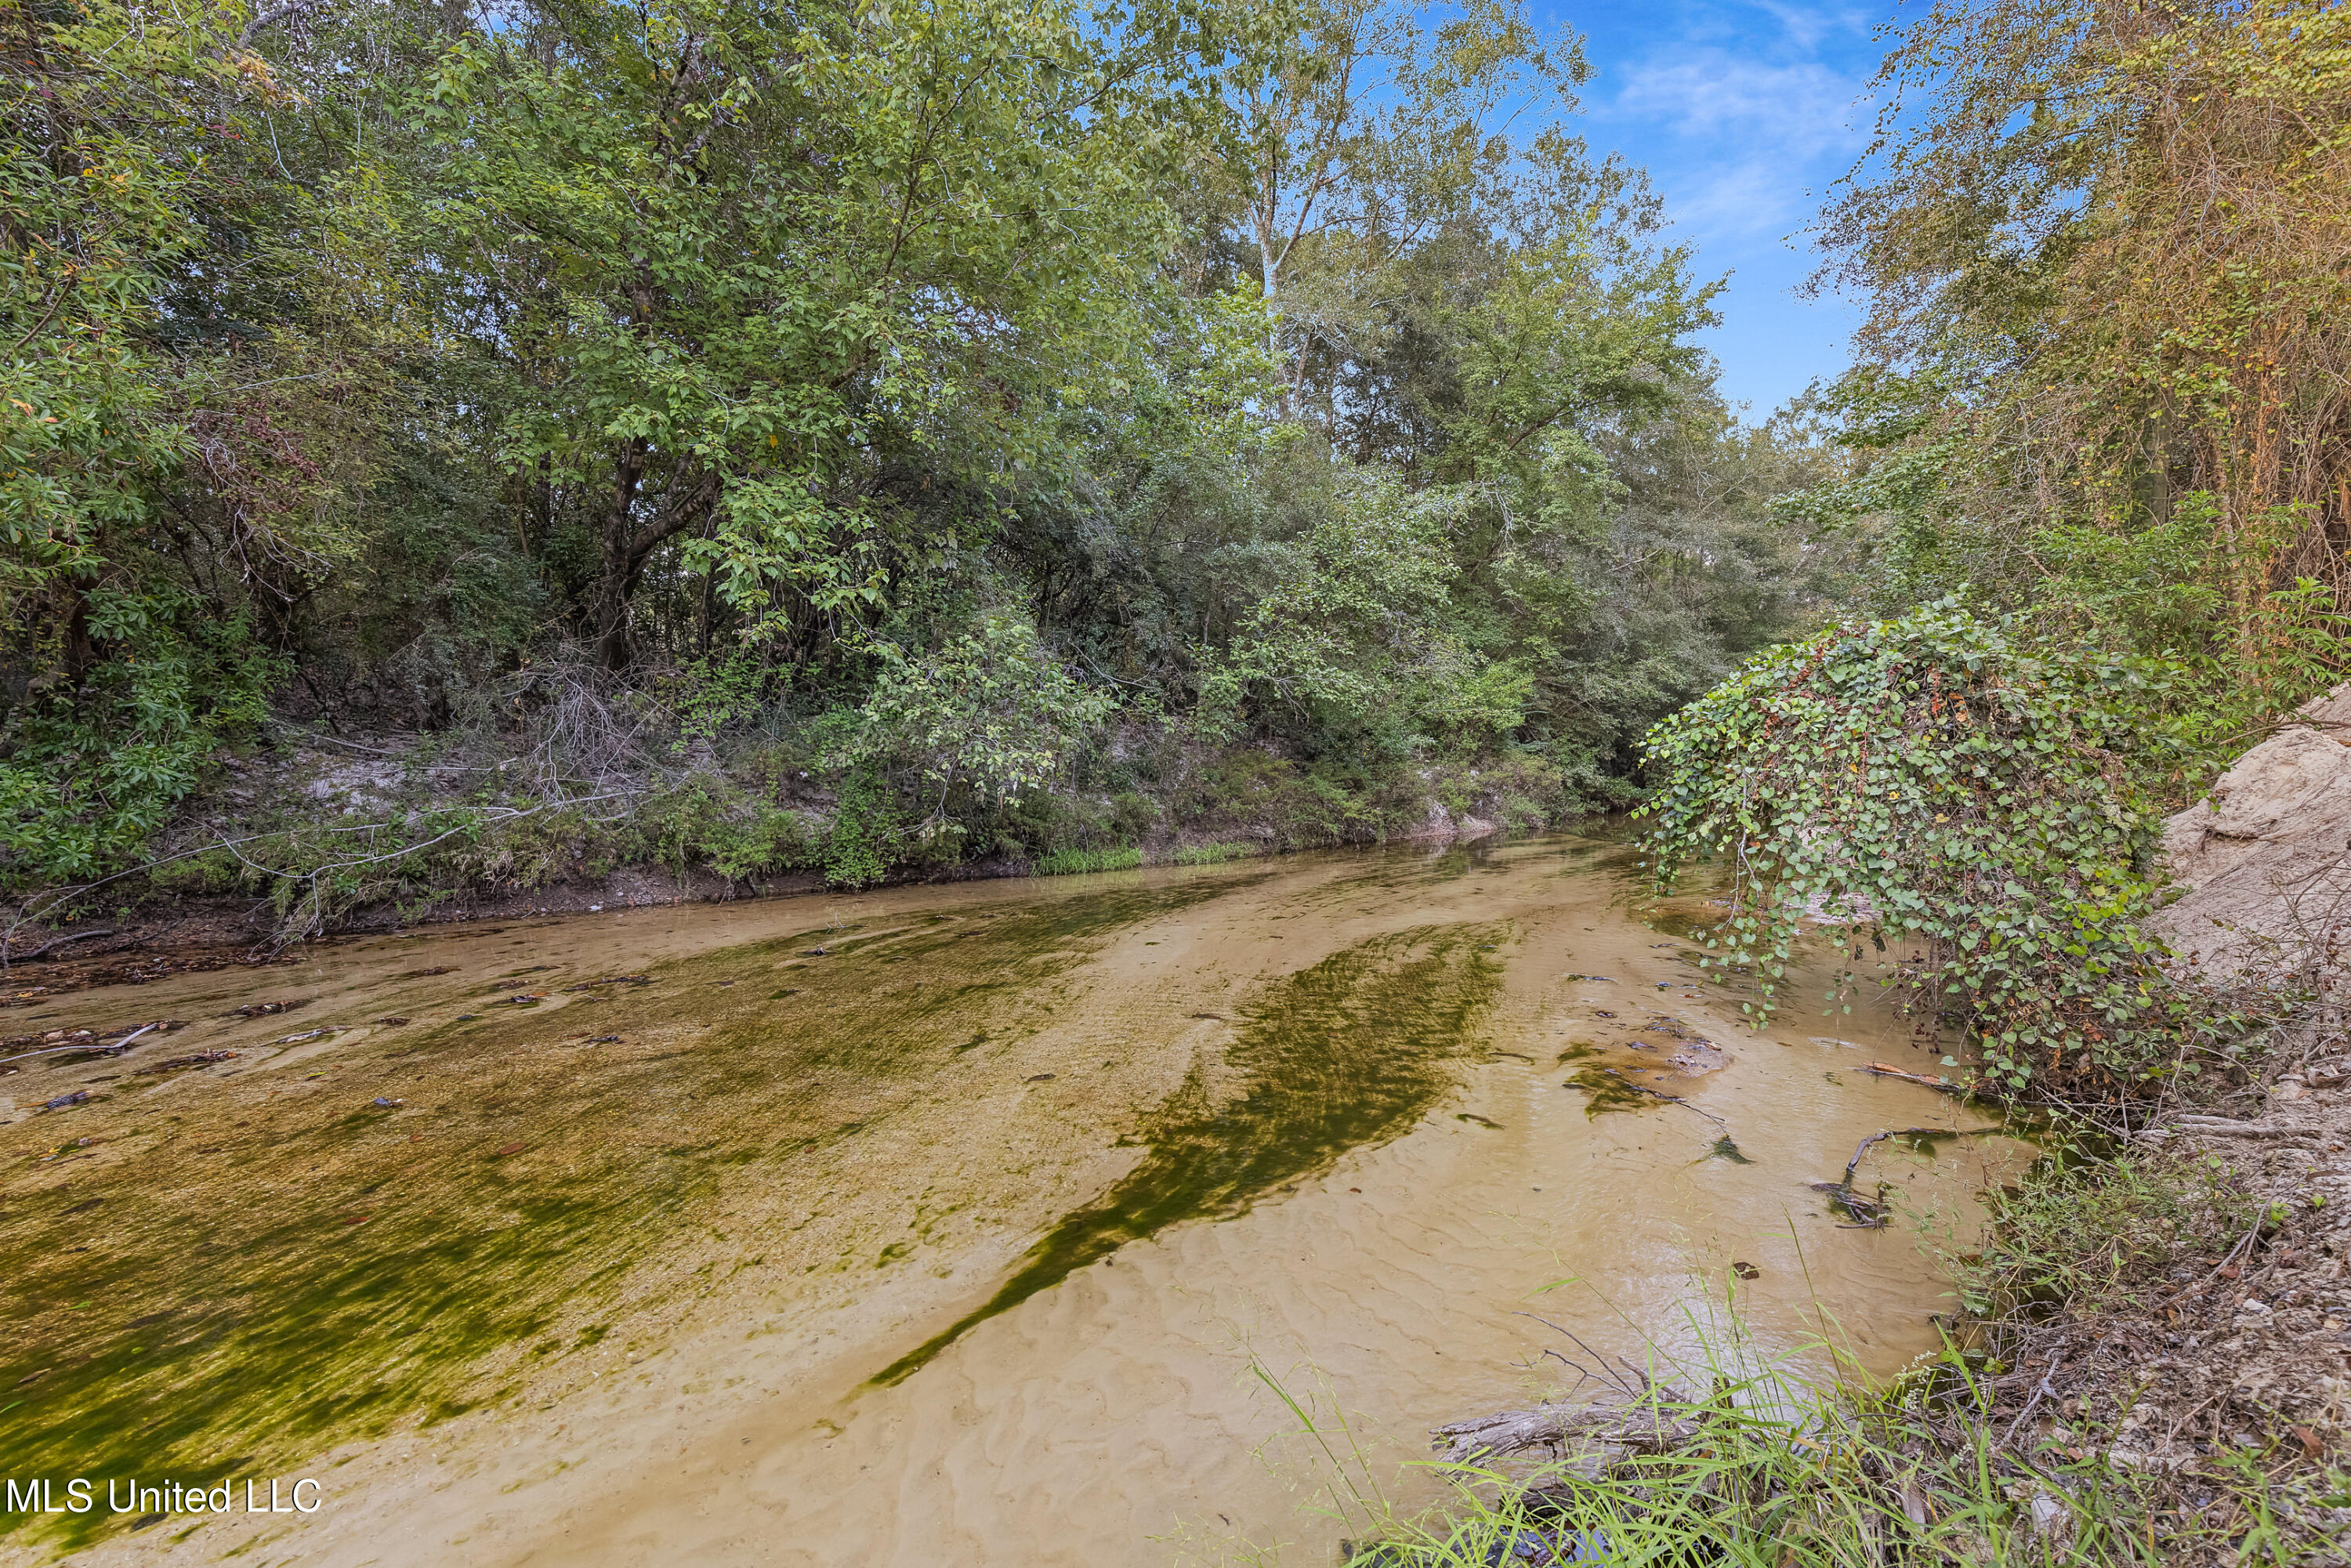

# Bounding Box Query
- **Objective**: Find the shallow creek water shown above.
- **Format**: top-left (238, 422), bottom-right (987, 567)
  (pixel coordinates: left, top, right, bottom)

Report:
top-left (0, 834), bottom-right (2027, 1566)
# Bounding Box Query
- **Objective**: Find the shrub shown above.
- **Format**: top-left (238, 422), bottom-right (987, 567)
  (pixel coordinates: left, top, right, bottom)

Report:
top-left (820, 766), bottom-right (904, 889)
top-left (0, 620), bottom-right (284, 891)
top-left (1638, 602), bottom-right (2205, 1094)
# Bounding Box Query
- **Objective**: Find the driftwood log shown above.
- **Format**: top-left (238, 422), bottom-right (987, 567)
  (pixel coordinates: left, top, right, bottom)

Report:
top-left (1431, 1400), bottom-right (1701, 1468)
top-left (1, 927), bottom-right (116, 963)
top-left (1863, 1063), bottom-right (1962, 1093)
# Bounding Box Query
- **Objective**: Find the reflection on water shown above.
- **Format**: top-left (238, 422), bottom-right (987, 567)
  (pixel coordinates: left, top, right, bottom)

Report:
top-left (0, 835), bottom-right (2026, 1567)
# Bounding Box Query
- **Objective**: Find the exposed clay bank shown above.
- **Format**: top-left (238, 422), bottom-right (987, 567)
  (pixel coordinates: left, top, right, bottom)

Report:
top-left (0, 834), bottom-right (2027, 1566)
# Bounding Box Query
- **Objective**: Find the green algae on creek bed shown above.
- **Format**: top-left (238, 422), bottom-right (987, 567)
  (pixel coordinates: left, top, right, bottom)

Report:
top-left (1564, 1064), bottom-right (1680, 1117)
top-left (0, 1170), bottom-right (647, 1554)
top-left (0, 875), bottom-right (1259, 1553)
top-left (869, 922), bottom-right (1509, 1388)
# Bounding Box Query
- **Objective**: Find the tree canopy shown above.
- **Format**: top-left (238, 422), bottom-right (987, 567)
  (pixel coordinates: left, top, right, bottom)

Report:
top-left (2, 0), bottom-right (1829, 894)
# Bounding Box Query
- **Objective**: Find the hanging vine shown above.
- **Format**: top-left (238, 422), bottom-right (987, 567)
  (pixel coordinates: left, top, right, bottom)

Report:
top-left (1637, 601), bottom-right (2227, 1094)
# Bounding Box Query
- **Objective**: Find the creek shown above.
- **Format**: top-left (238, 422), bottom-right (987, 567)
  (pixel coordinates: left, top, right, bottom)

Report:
top-left (0, 832), bottom-right (2027, 1566)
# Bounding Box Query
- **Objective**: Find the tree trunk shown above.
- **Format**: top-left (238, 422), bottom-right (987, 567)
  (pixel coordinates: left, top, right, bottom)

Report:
top-left (55, 576), bottom-right (96, 690)
top-left (590, 570), bottom-right (637, 672)
top-left (591, 436), bottom-right (651, 669)
top-left (1253, 205), bottom-right (1293, 422)
top-left (590, 450), bottom-right (720, 671)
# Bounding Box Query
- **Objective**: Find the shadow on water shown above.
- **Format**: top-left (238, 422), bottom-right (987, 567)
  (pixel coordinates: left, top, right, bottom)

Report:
top-left (868, 922), bottom-right (1508, 1387)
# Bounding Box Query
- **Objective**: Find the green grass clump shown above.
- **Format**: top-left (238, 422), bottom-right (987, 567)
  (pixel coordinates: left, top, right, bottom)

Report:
top-left (1246, 1288), bottom-right (2340, 1568)
top-left (1171, 840), bottom-right (1260, 866)
top-left (1032, 846), bottom-right (1145, 876)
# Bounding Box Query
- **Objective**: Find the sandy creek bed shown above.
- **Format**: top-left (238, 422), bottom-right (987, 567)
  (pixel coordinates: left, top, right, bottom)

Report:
top-left (0, 833), bottom-right (2028, 1566)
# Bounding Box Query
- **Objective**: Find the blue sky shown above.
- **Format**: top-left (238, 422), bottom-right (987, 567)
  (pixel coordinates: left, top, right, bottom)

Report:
top-left (1548, 1), bottom-right (1893, 417)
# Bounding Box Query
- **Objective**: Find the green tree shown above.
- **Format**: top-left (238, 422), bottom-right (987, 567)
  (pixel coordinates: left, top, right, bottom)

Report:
top-left (1804, 0), bottom-right (2351, 753)
top-left (1, 0), bottom-right (325, 882)
top-left (413, 0), bottom-right (1230, 670)
top-left (825, 610), bottom-right (1114, 821)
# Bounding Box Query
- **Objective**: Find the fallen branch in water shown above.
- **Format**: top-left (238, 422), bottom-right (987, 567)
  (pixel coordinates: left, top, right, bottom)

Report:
top-left (1809, 1125), bottom-right (1978, 1228)
top-left (1864, 1062), bottom-right (1965, 1093)
top-left (1842, 1126), bottom-right (1954, 1187)
top-left (0, 1020), bottom-right (168, 1067)
top-left (136, 1050), bottom-right (238, 1074)
top-left (2, 928), bottom-right (116, 962)
top-left (1433, 1396), bottom-right (1702, 1468)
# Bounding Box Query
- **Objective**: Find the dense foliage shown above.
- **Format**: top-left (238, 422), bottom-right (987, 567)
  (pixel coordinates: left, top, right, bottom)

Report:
top-left (1640, 605), bottom-right (2197, 1091)
top-left (1797, 0), bottom-right (2351, 759)
top-left (2, 0), bottom-right (1835, 906)
top-left (1628, 0), bottom-right (2351, 1097)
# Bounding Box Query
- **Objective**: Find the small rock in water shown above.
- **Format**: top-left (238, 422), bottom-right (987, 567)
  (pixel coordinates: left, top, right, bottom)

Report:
top-left (372, 1096), bottom-right (404, 1108)
top-left (1026, 1073), bottom-right (1056, 1082)
top-left (1731, 1260), bottom-right (1761, 1280)
top-left (42, 1091), bottom-right (89, 1110)
top-left (1666, 1042), bottom-right (1730, 1075)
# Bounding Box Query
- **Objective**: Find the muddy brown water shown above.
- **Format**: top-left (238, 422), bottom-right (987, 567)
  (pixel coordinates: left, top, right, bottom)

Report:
top-left (0, 834), bottom-right (2027, 1566)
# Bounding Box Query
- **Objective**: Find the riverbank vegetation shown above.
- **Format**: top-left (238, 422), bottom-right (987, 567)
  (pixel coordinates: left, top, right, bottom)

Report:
top-left (1320, 0), bottom-right (2351, 1560)
top-left (1306, 1284), bottom-right (2351, 1567)
top-left (5, 0), bottom-right (1842, 939)
top-left (12, 0), bottom-right (2351, 1552)
top-left (1803, 0), bottom-right (2351, 753)
top-left (1638, 0), bottom-right (2351, 1226)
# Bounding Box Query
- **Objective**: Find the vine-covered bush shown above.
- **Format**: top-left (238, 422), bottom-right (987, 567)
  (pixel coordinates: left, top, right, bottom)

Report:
top-left (1637, 603), bottom-right (2192, 1092)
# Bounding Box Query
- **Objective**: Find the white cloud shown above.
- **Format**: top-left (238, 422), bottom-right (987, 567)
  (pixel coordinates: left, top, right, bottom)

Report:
top-left (1668, 158), bottom-right (1828, 238)
top-left (1746, 0), bottom-right (1875, 53)
top-left (1598, 50), bottom-right (1871, 237)
top-left (1611, 53), bottom-right (1865, 161)
top-left (1562, 0), bottom-right (1886, 408)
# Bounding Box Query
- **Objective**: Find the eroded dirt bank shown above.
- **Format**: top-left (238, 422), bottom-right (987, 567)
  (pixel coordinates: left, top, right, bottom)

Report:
top-left (0, 835), bottom-right (2023, 1567)
top-left (2009, 703), bottom-right (2351, 1505)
